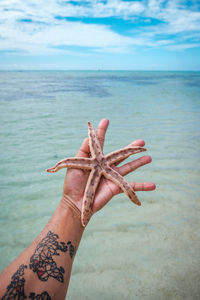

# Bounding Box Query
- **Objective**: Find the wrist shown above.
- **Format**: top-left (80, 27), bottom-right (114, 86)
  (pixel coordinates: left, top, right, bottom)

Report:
top-left (52, 200), bottom-right (85, 237)
top-left (61, 194), bottom-right (82, 221)
top-left (61, 194), bottom-right (93, 228)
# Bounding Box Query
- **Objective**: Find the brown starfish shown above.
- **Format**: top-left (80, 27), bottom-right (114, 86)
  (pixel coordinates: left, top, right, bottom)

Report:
top-left (47, 122), bottom-right (146, 227)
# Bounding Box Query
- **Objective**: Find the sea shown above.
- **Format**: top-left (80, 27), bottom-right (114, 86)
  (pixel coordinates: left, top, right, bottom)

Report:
top-left (0, 71), bottom-right (200, 299)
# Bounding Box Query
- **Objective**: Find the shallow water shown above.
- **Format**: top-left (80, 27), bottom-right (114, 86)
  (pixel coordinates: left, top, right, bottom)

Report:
top-left (0, 71), bottom-right (200, 299)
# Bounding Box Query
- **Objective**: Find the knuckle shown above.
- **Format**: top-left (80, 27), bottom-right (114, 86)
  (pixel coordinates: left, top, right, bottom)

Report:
top-left (98, 137), bottom-right (105, 143)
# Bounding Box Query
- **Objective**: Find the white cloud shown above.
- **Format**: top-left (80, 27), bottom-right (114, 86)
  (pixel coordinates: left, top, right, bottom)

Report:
top-left (91, 0), bottom-right (145, 17)
top-left (0, 0), bottom-right (200, 55)
top-left (0, 19), bottom-right (135, 54)
top-left (166, 43), bottom-right (200, 51)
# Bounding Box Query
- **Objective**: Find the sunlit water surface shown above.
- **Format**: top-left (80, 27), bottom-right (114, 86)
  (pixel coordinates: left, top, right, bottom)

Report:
top-left (0, 71), bottom-right (200, 299)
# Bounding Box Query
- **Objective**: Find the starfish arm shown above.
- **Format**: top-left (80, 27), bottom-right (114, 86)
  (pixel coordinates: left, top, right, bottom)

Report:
top-left (81, 167), bottom-right (102, 227)
top-left (46, 157), bottom-right (93, 173)
top-left (88, 122), bottom-right (103, 159)
top-left (102, 166), bottom-right (141, 206)
top-left (105, 146), bottom-right (146, 165)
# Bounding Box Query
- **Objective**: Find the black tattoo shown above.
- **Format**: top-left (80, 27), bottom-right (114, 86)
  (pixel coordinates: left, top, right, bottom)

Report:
top-left (68, 241), bottom-right (76, 259)
top-left (1, 264), bottom-right (52, 300)
top-left (29, 231), bottom-right (75, 282)
top-left (29, 291), bottom-right (51, 300)
top-left (1, 264), bottom-right (27, 299)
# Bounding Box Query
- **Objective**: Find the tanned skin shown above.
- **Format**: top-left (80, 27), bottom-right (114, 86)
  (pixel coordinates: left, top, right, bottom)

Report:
top-left (0, 119), bottom-right (155, 299)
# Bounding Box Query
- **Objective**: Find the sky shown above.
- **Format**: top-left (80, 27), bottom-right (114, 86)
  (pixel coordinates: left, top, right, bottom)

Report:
top-left (0, 0), bottom-right (200, 70)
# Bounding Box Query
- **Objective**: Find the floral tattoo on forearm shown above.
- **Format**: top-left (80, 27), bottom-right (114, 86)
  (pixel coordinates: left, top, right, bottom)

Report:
top-left (1, 264), bottom-right (27, 300)
top-left (29, 231), bottom-right (75, 282)
top-left (1, 264), bottom-right (51, 299)
top-left (1, 231), bottom-right (75, 299)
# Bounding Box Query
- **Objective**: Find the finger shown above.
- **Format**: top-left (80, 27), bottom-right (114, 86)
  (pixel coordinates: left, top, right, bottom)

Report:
top-left (96, 118), bottom-right (109, 149)
top-left (129, 139), bottom-right (145, 147)
top-left (118, 155), bottom-right (152, 176)
top-left (130, 182), bottom-right (156, 191)
top-left (114, 139), bottom-right (146, 167)
top-left (115, 182), bottom-right (156, 194)
top-left (103, 179), bottom-right (156, 202)
top-left (76, 137), bottom-right (90, 157)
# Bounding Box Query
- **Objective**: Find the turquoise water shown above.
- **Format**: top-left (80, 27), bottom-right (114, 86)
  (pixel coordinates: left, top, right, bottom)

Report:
top-left (0, 71), bottom-right (200, 299)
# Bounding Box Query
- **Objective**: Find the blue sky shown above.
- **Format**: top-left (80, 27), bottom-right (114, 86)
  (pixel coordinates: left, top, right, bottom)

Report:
top-left (0, 0), bottom-right (200, 70)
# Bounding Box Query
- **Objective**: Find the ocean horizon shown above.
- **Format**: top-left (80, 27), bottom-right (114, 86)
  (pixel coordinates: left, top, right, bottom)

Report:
top-left (0, 69), bottom-right (199, 71)
top-left (0, 70), bottom-right (200, 299)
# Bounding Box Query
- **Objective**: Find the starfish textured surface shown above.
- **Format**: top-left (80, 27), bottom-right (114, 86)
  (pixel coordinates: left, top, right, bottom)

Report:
top-left (47, 122), bottom-right (146, 227)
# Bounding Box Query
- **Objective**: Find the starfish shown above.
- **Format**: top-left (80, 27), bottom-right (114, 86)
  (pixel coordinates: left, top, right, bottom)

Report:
top-left (47, 122), bottom-right (146, 227)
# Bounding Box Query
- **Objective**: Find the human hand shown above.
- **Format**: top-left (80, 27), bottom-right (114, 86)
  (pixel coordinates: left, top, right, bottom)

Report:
top-left (62, 119), bottom-right (156, 220)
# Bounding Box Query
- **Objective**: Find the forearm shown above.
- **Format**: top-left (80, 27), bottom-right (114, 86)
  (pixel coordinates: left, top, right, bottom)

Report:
top-left (0, 200), bottom-right (84, 299)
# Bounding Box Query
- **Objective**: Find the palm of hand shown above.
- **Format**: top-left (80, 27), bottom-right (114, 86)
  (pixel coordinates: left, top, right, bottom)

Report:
top-left (63, 164), bottom-right (116, 213)
top-left (62, 119), bottom-right (155, 216)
